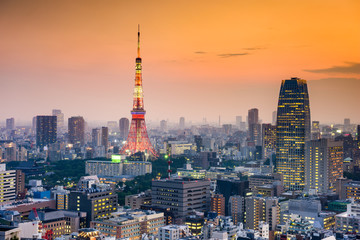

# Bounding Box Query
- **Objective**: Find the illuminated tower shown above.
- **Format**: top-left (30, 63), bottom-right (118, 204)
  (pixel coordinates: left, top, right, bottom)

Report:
top-left (275, 78), bottom-right (310, 191)
top-left (120, 27), bottom-right (157, 157)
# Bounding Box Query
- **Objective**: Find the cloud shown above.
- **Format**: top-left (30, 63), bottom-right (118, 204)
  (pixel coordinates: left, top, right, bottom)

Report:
top-left (243, 47), bottom-right (266, 51)
top-left (218, 53), bottom-right (249, 58)
top-left (194, 51), bottom-right (207, 54)
top-left (304, 62), bottom-right (360, 74)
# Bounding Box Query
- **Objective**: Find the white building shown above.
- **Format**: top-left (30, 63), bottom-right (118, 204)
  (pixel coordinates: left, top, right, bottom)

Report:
top-left (335, 199), bottom-right (360, 232)
top-left (0, 164), bottom-right (16, 205)
top-left (157, 225), bottom-right (190, 240)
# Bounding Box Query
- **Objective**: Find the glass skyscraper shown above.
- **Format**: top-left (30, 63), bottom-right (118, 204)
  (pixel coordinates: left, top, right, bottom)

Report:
top-left (275, 78), bottom-right (310, 191)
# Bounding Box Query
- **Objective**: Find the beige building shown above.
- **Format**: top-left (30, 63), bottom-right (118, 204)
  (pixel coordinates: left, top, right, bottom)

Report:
top-left (91, 209), bottom-right (165, 239)
top-left (305, 139), bottom-right (343, 193)
top-left (125, 190), bottom-right (152, 209)
top-left (245, 196), bottom-right (280, 231)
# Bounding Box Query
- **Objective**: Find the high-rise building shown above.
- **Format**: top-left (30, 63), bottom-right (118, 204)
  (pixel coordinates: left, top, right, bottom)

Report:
top-left (68, 177), bottom-right (117, 227)
top-left (344, 118), bottom-right (351, 132)
top-left (151, 178), bottom-right (210, 223)
top-left (275, 78), bottom-right (310, 191)
top-left (229, 195), bottom-right (245, 225)
top-left (245, 196), bottom-right (279, 231)
top-left (210, 194), bottom-right (225, 216)
top-left (120, 27), bottom-right (156, 157)
top-left (216, 179), bottom-right (249, 215)
top-left (36, 115), bottom-right (57, 150)
top-left (91, 128), bottom-right (101, 147)
top-left (248, 108), bottom-right (259, 126)
top-left (119, 118), bottom-right (130, 139)
top-left (305, 139), bottom-right (343, 193)
top-left (311, 121), bottom-right (321, 140)
top-left (101, 127), bottom-right (109, 153)
top-left (0, 164), bottom-right (16, 205)
top-left (179, 117), bottom-right (185, 129)
top-left (52, 109), bottom-right (64, 132)
top-left (160, 120), bottom-right (167, 132)
top-left (262, 124), bottom-right (276, 159)
top-left (236, 116), bottom-right (242, 128)
top-left (248, 108), bottom-right (261, 145)
top-left (272, 111), bottom-right (277, 125)
top-left (68, 116), bottom-right (85, 146)
top-left (6, 118), bottom-right (15, 130)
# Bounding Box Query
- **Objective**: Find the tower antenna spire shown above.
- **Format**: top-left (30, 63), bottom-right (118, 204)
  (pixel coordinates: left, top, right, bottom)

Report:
top-left (137, 24), bottom-right (140, 58)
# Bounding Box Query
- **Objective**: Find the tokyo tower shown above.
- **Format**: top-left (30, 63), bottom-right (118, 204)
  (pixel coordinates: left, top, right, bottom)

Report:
top-left (120, 26), bottom-right (157, 157)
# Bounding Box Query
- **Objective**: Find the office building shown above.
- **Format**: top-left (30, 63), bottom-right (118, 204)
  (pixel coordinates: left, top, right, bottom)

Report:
top-left (101, 127), bottom-right (109, 153)
top-left (68, 116), bottom-right (85, 145)
top-left (216, 179), bottom-right (249, 215)
top-left (229, 195), bottom-right (245, 224)
top-left (36, 115), bottom-right (57, 150)
top-left (6, 118), bottom-right (15, 130)
top-left (281, 199), bottom-right (336, 230)
top-left (248, 108), bottom-right (261, 146)
top-left (305, 139), bottom-right (343, 193)
top-left (91, 128), bottom-right (101, 147)
top-left (0, 164), bottom-right (16, 205)
top-left (29, 209), bottom-right (87, 237)
top-left (52, 109), bottom-right (64, 132)
top-left (158, 225), bottom-right (190, 240)
top-left (151, 178), bottom-right (210, 223)
top-left (344, 181), bottom-right (360, 200)
top-left (68, 179), bottom-right (118, 226)
top-left (90, 209), bottom-right (165, 239)
top-left (275, 78), bottom-right (311, 191)
top-left (125, 190), bottom-right (152, 209)
top-left (245, 196), bottom-right (279, 231)
top-left (51, 186), bottom-right (70, 210)
top-left (119, 118), bottom-right (130, 139)
top-left (85, 159), bottom-right (152, 177)
top-left (272, 111), bottom-right (277, 125)
top-left (262, 124), bottom-right (276, 159)
top-left (179, 117), bottom-right (185, 129)
top-left (344, 118), bottom-right (351, 132)
top-left (311, 121), bottom-right (321, 140)
top-left (335, 199), bottom-right (360, 232)
top-left (211, 194), bottom-right (225, 216)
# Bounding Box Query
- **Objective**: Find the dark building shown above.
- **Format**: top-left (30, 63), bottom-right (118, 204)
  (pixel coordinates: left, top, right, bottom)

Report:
top-left (216, 179), bottom-right (249, 215)
top-left (194, 135), bottom-right (203, 153)
top-left (275, 78), bottom-right (310, 191)
top-left (194, 151), bottom-right (218, 169)
top-left (15, 170), bottom-right (25, 199)
top-left (140, 205), bottom-right (175, 225)
top-left (119, 118), bottom-right (130, 140)
top-left (36, 115), bottom-right (57, 150)
top-left (101, 127), bottom-right (109, 153)
top-left (68, 187), bottom-right (118, 227)
top-left (248, 108), bottom-right (261, 146)
top-left (68, 116), bottom-right (85, 146)
top-left (6, 118), bottom-right (15, 130)
top-left (262, 124), bottom-right (276, 160)
top-left (151, 178), bottom-right (210, 224)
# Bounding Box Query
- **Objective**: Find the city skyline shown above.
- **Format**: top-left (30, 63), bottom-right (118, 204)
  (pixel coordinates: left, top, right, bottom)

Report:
top-left (1, 0), bottom-right (359, 124)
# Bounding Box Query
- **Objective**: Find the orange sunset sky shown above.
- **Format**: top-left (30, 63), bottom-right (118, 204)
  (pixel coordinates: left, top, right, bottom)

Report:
top-left (0, 0), bottom-right (359, 125)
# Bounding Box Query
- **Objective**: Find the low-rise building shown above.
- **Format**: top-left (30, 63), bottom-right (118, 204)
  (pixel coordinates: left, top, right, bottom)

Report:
top-left (90, 209), bottom-right (165, 239)
top-left (335, 199), bottom-right (360, 232)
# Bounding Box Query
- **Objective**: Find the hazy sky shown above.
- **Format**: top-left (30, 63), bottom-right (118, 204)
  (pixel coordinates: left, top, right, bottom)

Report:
top-left (1, 0), bottom-right (359, 125)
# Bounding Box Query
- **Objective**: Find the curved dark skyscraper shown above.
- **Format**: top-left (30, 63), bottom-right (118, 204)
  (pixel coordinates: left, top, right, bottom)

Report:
top-left (275, 78), bottom-right (310, 191)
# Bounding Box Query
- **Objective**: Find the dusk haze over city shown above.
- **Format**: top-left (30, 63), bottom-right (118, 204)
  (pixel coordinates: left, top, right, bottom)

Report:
top-left (1, 0), bottom-right (359, 124)
top-left (0, 1), bottom-right (360, 239)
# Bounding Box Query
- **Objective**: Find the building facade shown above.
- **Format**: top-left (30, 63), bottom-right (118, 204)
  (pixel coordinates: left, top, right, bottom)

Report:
top-left (275, 78), bottom-right (311, 191)
top-left (36, 115), bottom-right (57, 150)
top-left (151, 178), bottom-right (210, 223)
top-left (305, 139), bottom-right (343, 193)
top-left (68, 116), bottom-right (85, 146)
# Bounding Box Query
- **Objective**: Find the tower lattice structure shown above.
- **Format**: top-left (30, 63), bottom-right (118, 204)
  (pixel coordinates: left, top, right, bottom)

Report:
top-left (120, 27), bottom-right (157, 157)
